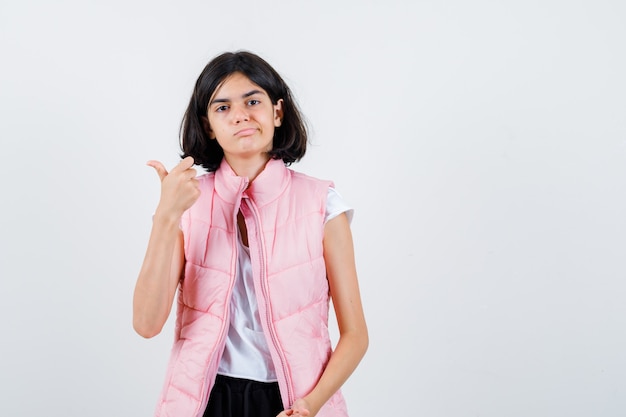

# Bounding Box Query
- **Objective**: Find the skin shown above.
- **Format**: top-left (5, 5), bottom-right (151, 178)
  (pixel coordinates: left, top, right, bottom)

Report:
top-left (204, 72), bottom-right (283, 180)
top-left (133, 72), bottom-right (368, 417)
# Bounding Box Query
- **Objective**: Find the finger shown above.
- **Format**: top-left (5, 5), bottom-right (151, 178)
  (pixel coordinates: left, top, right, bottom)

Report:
top-left (291, 403), bottom-right (309, 416)
top-left (146, 160), bottom-right (168, 181)
top-left (185, 167), bottom-right (198, 180)
top-left (171, 156), bottom-right (195, 173)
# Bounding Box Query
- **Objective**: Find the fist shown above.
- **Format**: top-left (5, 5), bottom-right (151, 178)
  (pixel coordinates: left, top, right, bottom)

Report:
top-left (147, 156), bottom-right (200, 220)
top-left (277, 398), bottom-right (311, 417)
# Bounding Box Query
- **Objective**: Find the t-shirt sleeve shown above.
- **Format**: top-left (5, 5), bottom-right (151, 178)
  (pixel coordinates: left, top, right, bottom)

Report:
top-left (325, 187), bottom-right (354, 224)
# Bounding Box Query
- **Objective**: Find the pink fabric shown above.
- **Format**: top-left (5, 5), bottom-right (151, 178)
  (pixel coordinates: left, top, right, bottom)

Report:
top-left (154, 158), bottom-right (348, 417)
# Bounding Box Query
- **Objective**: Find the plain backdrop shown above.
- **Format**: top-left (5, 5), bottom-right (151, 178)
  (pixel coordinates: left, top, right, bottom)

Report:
top-left (1, 0), bottom-right (625, 416)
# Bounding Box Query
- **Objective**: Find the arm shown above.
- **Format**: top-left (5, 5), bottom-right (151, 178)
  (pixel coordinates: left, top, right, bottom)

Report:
top-left (280, 212), bottom-right (369, 416)
top-left (132, 157), bottom-right (200, 338)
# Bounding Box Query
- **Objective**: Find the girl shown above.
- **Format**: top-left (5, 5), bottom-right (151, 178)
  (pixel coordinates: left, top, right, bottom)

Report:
top-left (133, 51), bottom-right (368, 417)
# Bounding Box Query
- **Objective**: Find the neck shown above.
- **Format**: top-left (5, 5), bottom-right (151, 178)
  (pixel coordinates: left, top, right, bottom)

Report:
top-left (224, 154), bottom-right (271, 183)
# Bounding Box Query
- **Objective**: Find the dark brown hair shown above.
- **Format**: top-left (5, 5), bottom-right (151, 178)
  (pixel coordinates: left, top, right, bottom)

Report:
top-left (180, 51), bottom-right (308, 172)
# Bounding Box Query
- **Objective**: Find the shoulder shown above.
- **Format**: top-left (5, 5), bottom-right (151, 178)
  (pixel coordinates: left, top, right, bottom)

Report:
top-left (288, 168), bottom-right (334, 190)
top-left (196, 171), bottom-right (216, 187)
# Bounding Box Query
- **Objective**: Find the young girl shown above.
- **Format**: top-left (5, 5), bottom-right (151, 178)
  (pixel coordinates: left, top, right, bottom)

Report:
top-left (133, 51), bottom-right (368, 417)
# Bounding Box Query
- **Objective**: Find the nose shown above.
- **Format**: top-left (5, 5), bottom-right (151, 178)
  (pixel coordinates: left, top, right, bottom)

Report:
top-left (231, 104), bottom-right (249, 123)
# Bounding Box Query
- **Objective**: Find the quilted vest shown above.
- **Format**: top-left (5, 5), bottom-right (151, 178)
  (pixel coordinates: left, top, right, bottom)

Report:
top-left (154, 158), bottom-right (349, 417)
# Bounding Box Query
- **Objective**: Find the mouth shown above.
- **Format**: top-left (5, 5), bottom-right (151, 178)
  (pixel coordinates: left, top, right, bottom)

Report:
top-left (235, 127), bottom-right (258, 137)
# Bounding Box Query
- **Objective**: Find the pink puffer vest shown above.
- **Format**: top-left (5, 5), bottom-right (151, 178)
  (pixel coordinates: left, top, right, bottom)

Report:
top-left (154, 158), bottom-right (349, 417)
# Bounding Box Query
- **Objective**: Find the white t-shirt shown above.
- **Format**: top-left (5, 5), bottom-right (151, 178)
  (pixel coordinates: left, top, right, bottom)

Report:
top-left (217, 187), bottom-right (353, 382)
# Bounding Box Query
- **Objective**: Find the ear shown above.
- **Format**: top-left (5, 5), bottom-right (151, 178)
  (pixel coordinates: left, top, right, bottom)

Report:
top-left (202, 116), bottom-right (216, 139)
top-left (273, 99), bottom-right (284, 127)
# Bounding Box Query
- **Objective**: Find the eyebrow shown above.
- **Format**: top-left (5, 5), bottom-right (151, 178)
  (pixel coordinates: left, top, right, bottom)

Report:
top-left (210, 89), bottom-right (265, 105)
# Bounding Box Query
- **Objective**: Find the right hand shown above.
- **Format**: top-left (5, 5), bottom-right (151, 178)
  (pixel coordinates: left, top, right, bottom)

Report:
top-left (147, 156), bottom-right (200, 220)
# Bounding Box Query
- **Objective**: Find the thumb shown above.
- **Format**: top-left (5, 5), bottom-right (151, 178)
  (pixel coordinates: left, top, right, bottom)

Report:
top-left (146, 160), bottom-right (168, 181)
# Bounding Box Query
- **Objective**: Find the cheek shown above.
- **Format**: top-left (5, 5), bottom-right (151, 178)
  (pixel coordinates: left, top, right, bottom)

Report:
top-left (208, 118), bottom-right (227, 133)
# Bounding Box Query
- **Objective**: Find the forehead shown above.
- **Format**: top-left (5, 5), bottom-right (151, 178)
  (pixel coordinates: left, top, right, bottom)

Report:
top-left (211, 72), bottom-right (268, 100)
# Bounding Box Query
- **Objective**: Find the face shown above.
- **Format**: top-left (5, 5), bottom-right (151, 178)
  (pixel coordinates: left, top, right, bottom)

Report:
top-left (205, 72), bottom-right (283, 165)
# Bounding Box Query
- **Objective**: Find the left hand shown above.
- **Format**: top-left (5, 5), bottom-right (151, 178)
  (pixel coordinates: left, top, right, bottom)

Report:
top-left (277, 398), bottom-right (311, 417)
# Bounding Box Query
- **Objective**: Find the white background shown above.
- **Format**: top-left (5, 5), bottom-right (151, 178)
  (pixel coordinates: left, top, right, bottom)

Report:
top-left (1, 1), bottom-right (625, 416)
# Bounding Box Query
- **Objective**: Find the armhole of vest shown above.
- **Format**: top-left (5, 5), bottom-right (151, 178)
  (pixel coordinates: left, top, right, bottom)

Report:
top-left (322, 180), bottom-right (333, 224)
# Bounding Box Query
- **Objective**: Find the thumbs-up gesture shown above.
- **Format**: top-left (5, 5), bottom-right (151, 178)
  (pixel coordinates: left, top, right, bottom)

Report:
top-left (147, 156), bottom-right (200, 221)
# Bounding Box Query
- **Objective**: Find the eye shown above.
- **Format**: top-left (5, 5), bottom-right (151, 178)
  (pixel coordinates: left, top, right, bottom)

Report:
top-left (215, 105), bottom-right (229, 112)
top-left (248, 99), bottom-right (260, 106)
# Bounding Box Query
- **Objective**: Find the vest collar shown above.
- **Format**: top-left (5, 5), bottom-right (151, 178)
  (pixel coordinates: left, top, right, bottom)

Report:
top-left (214, 158), bottom-right (290, 206)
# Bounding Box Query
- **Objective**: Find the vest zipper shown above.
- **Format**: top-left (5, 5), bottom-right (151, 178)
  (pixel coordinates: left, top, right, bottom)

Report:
top-left (194, 190), bottom-right (245, 417)
top-left (243, 197), bottom-right (295, 406)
